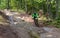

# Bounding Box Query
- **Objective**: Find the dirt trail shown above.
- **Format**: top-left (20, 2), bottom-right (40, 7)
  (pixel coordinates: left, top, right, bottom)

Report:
top-left (0, 10), bottom-right (60, 38)
top-left (0, 24), bottom-right (18, 38)
top-left (12, 14), bottom-right (60, 38)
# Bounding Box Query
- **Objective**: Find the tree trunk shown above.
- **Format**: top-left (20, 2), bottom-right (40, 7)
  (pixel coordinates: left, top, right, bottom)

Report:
top-left (24, 0), bottom-right (28, 13)
top-left (7, 0), bottom-right (10, 10)
top-left (56, 0), bottom-right (60, 18)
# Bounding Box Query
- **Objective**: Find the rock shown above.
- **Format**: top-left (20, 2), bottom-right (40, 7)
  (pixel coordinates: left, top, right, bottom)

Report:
top-left (29, 30), bottom-right (40, 38)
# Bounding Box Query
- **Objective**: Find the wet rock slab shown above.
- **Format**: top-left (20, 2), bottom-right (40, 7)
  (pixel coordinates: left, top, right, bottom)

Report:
top-left (40, 27), bottom-right (60, 38)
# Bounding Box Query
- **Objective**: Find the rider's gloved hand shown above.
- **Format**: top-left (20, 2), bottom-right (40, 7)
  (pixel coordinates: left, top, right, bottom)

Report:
top-left (35, 18), bottom-right (38, 19)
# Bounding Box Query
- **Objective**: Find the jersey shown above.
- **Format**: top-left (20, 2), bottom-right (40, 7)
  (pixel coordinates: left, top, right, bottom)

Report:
top-left (32, 12), bottom-right (39, 19)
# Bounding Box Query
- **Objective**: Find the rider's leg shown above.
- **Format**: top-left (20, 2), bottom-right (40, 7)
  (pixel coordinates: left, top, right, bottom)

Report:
top-left (34, 18), bottom-right (39, 27)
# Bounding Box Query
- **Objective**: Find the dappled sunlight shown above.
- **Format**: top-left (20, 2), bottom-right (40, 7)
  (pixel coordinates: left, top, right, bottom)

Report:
top-left (38, 16), bottom-right (47, 21)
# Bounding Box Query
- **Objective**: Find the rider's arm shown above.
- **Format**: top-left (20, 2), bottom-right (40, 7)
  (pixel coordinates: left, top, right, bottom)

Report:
top-left (32, 13), bottom-right (34, 18)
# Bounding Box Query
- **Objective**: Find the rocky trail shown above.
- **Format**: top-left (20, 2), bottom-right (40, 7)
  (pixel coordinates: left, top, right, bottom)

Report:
top-left (0, 10), bottom-right (60, 38)
top-left (0, 24), bottom-right (18, 38)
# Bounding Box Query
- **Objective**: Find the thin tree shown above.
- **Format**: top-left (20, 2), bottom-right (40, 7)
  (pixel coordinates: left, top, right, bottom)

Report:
top-left (7, 0), bottom-right (10, 10)
top-left (24, 0), bottom-right (28, 13)
top-left (56, 0), bottom-right (59, 18)
top-left (0, 0), bottom-right (1, 9)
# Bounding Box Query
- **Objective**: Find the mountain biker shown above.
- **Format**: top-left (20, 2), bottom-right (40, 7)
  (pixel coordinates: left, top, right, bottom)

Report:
top-left (32, 12), bottom-right (39, 27)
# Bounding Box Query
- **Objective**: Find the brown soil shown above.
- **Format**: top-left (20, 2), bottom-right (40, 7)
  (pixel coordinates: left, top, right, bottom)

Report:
top-left (0, 24), bottom-right (18, 38)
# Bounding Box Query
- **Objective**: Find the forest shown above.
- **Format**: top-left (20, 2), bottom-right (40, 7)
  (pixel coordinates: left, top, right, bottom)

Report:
top-left (0, 0), bottom-right (60, 38)
top-left (0, 0), bottom-right (60, 27)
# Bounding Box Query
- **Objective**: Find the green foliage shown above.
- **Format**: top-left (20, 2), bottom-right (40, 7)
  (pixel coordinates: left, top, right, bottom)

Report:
top-left (0, 0), bottom-right (57, 12)
top-left (52, 20), bottom-right (60, 28)
top-left (46, 19), bottom-right (60, 28)
top-left (0, 0), bottom-right (7, 9)
top-left (0, 0), bottom-right (60, 28)
top-left (0, 0), bottom-right (59, 18)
